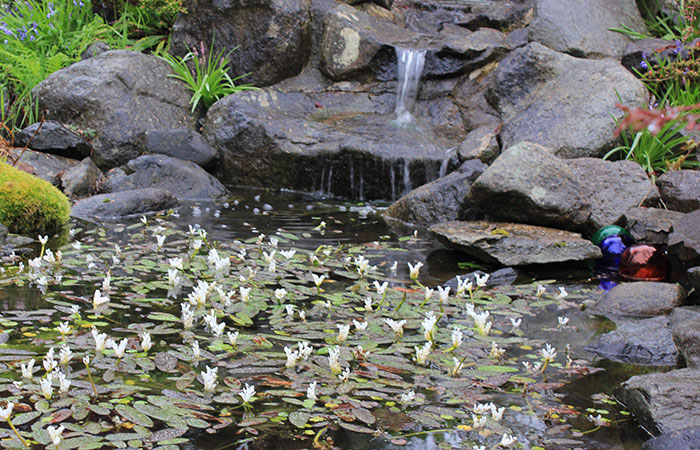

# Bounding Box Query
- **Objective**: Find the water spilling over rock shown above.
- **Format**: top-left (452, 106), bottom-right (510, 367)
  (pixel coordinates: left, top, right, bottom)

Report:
top-left (394, 48), bottom-right (426, 123)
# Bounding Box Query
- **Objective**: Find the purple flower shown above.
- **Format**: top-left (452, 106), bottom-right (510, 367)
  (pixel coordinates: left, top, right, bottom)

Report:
top-left (640, 60), bottom-right (648, 70)
top-left (674, 39), bottom-right (682, 54)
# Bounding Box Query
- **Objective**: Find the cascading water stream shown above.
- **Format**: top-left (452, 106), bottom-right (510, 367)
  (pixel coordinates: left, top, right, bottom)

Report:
top-left (394, 47), bottom-right (426, 123)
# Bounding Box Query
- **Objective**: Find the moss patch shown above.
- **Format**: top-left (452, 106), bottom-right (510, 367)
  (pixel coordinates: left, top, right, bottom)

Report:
top-left (0, 162), bottom-right (71, 234)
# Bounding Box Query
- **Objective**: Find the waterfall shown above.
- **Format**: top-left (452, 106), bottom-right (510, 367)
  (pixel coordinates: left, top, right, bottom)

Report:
top-left (394, 47), bottom-right (426, 123)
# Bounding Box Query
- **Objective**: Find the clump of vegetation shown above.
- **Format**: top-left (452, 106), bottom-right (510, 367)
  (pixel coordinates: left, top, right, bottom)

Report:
top-left (0, 162), bottom-right (71, 233)
top-left (114, 0), bottom-right (186, 37)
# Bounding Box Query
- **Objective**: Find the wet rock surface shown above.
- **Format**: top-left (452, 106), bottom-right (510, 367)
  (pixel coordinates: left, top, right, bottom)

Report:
top-left (667, 210), bottom-right (700, 266)
top-left (642, 427), bottom-right (700, 450)
top-left (617, 368), bottom-right (700, 435)
top-left (32, 50), bottom-right (196, 171)
top-left (586, 316), bottom-right (679, 366)
top-left (656, 170), bottom-right (700, 213)
top-left (101, 154), bottom-right (228, 201)
top-left (429, 220), bottom-right (601, 266)
top-left (486, 43), bottom-right (648, 158)
top-left (144, 129), bottom-right (218, 168)
top-left (593, 282), bottom-right (686, 318)
top-left (15, 121), bottom-right (92, 159)
top-left (618, 207), bottom-right (685, 246)
top-left (467, 142), bottom-right (658, 233)
top-left (457, 126), bottom-right (500, 164)
top-left (59, 157), bottom-right (103, 200)
top-left (9, 149), bottom-right (78, 187)
top-left (71, 188), bottom-right (180, 222)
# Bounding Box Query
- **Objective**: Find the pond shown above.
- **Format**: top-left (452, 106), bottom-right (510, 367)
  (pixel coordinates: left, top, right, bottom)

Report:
top-left (0, 190), bottom-right (651, 449)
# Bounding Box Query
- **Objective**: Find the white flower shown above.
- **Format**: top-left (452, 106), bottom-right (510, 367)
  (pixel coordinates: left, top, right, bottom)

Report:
top-left (181, 303), bottom-right (195, 329)
top-left (306, 381), bottom-right (318, 401)
top-left (355, 255), bottom-right (370, 277)
top-left (297, 341), bottom-right (313, 360)
top-left (284, 304), bottom-right (294, 319)
top-left (192, 340), bottom-right (201, 359)
top-left (489, 341), bottom-right (505, 359)
top-left (407, 262), bottom-right (423, 280)
top-left (299, 311), bottom-right (306, 321)
top-left (472, 414), bottom-right (487, 429)
top-left (56, 370), bottom-right (71, 394)
top-left (191, 239), bottom-right (203, 250)
top-left (111, 338), bottom-right (128, 359)
top-left (101, 273), bottom-right (111, 292)
top-left (167, 269), bottom-right (182, 287)
top-left (455, 276), bottom-right (471, 296)
top-left (338, 367), bottom-right (350, 382)
top-left (451, 328), bottom-right (463, 349)
top-left (522, 361), bottom-right (542, 373)
top-left (364, 297), bottom-right (373, 312)
top-left (353, 319), bottom-right (368, 331)
top-left (473, 446), bottom-right (485, 450)
top-left (268, 259), bottom-right (276, 273)
top-left (92, 289), bottom-right (109, 308)
top-left (263, 250), bottom-right (276, 265)
top-left (558, 316), bottom-right (570, 328)
top-left (414, 342), bottom-right (431, 365)
top-left (556, 287), bottom-right (568, 299)
top-left (588, 413), bottom-right (609, 427)
top-left (312, 274), bottom-right (326, 288)
top-left (59, 345), bottom-right (72, 366)
top-left (451, 357), bottom-right (464, 377)
top-left (475, 273), bottom-right (489, 288)
top-left (47, 424), bottom-right (65, 446)
top-left (38, 235), bottom-right (49, 245)
top-left (473, 402), bottom-right (491, 415)
top-left (422, 311), bottom-right (438, 341)
top-left (491, 403), bottom-right (505, 421)
top-left (43, 348), bottom-right (57, 372)
top-left (473, 311), bottom-right (492, 336)
top-left (536, 284), bottom-right (546, 297)
top-left (437, 286), bottom-right (450, 304)
top-left (384, 318), bottom-right (406, 337)
top-left (40, 375), bottom-right (53, 399)
top-left (57, 321), bottom-right (71, 337)
top-left (92, 327), bottom-right (108, 353)
top-left (510, 317), bottom-right (522, 329)
top-left (187, 280), bottom-right (210, 306)
top-left (141, 332), bottom-right (153, 352)
top-left (499, 433), bottom-right (517, 448)
top-left (227, 331), bottom-right (239, 346)
top-left (373, 280), bottom-right (388, 295)
top-left (201, 366), bottom-right (218, 393)
top-left (0, 402), bottom-right (13, 421)
top-left (284, 346), bottom-right (299, 368)
top-left (169, 257), bottom-right (183, 270)
top-left (83, 355), bottom-right (90, 366)
top-left (424, 287), bottom-right (434, 303)
top-left (280, 249), bottom-right (296, 259)
top-left (155, 234), bottom-right (166, 250)
top-left (240, 383), bottom-right (256, 403)
top-left (274, 288), bottom-right (287, 301)
top-left (390, 261), bottom-right (398, 272)
top-left (72, 241), bottom-right (81, 250)
top-left (21, 359), bottom-right (35, 380)
top-left (240, 286), bottom-right (251, 303)
top-left (400, 390), bottom-right (415, 404)
top-left (540, 343), bottom-right (557, 362)
top-left (465, 302), bottom-right (476, 318)
top-left (140, 216), bottom-right (148, 226)
top-left (269, 237), bottom-right (278, 248)
top-left (336, 324), bottom-right (350, 343)
top-left (328, 346), bottom-right (342, 375)
top-left (210, 320), bottom-right (225, 337)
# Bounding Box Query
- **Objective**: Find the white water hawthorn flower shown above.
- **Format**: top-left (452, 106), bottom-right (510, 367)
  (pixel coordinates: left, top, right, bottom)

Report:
top-left (408, 261), bottom-right (423, 281)
top-left (437, 286), bottom-right (450, 304)
top-left (92, 327), bottom-right (108, 353)
top-left (306, 381), bottom-right (318, 401)
top-left (0, 402), bottom-right (13, 421)
top-left (297, 341), bottom-right (313, 360)
top-left (373, 280), bottom-right (388, 295)
top-left (414, 342), bottom-right (431, 366)
top-left (475, 273), bottom-right (489, 288)
top-left (40, 374), bottom-right (53, 399)
top-left (181, 303), bottom-right (195, 329)
top-left (47, 425), bottom-right (65, 446)
top-left (336, 324), bottom-right (350, 343)
top-left (312, 274), bottom-right (326, 289)
top-left (284, 346), bottom-right (300, 368)
top-left (499, 433), bottom-right (518, 448)
top-left (558, 316), bottom-right (570, 328)
top-left (240, 286), bottom-right (251, 303)
top-left (21, 359), bottom-right (34, 380)
top-left (385, 318), bottom-right (406, 337)
top-left (274, 288), bottom-right (287, 302)
top-left (227, 331), bottom-right (239, 347)
top-left (141, 332), bottom-right (153, 353)
top-left (540, 343), bottom-right (557, 363)
top-left (400, 390), bottom-right (415, 404)
top-left (328, 346), bottom-right (342, 375)
top-left (353, 319), bottom-right (368, 331)
top-left (92, 289), bottom-right (109, 308)
top-left (489, 341), bottom-right (505, 359)
top-left (451, 327), bottom-right (463, 349)
top-left (422, 311), bottom-right (438, 342)
top-left (240, 383), bottom-right (256, 404)
top-left (201, 366), bottom-right (218, 393)
top-left (111, 338), bottom-right (128, 360)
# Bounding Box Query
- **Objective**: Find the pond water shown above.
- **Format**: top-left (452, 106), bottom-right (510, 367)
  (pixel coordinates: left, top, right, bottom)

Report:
top-left (0, 190), bottom-right (652, 449)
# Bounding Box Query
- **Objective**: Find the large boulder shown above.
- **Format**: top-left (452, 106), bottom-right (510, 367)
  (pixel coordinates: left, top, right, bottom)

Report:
top-left (467, 142), bottom-right (658, 233)
top-left (528, 0), bottom-right (646, 58)
top-left (32, 50), bottom-right (196, 170)
top-left (384, 159), bottom-right (487, 227)
top-left (71, 189), bottom-right (180, 222)
top-left (430, 220), bottom-right (601, 266)
top-left (586, 316), bottom-right (679, 366)
top-left (203, 87), bottom-right (465, 200)
top-left (170, 0), bottom-right (311, 87)
top-left (668, 210), bottom-right (700, 266)
top-left (15, 121), bottom-right (92, 159)
top-left (617, 368), bottom-right (700, 435)
top-left (593, 282), bottom-right (686, 318)
top-left (656, 170), bottom-right (700, 213)
top-left (101, 154), bottom-right (228, 201)
top-left (485, 43), bottom-right (648, 158)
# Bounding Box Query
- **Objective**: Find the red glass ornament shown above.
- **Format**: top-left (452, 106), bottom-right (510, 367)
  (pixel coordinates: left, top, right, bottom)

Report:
top-left (619, 244), bottom-right (669, 282)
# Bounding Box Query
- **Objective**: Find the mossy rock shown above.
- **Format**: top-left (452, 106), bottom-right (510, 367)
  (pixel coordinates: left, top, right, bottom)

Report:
top-left (0, 162), bottom-right (71, 234)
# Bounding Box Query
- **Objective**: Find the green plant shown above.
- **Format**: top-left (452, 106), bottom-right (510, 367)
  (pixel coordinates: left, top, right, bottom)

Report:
top-left (0, 162), bottom-right (71, 233)
top-left (112, 0), bottom-right (186, 37)
top-left (612, 0), bottom-right (700, 41)
top-left (604, 115), bottom-right (699, 176)
top-left (158, 41), bottom-right (258, 112)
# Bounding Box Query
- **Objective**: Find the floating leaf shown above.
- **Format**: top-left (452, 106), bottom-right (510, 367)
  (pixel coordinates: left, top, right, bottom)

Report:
top-left (115, 404), bottom-right (155, 427)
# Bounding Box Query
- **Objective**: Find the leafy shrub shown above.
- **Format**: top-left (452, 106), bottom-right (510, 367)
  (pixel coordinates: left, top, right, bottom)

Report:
top-left (0, 162), bottom-right (71, 233)
top-left (113, 0), bottom-right (186, 37)
top-left (158, 41), bottom-right (258, 112)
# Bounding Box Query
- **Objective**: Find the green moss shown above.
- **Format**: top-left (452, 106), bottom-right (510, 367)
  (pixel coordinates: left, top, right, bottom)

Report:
top-left (0, 162), bottom-right (71, 234)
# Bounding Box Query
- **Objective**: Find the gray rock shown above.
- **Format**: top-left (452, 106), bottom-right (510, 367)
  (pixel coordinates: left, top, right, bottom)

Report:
top-left (430, 220), bottom-right (601, 266)
top-left (486, 43), bottom-right (648, 158)
top-left (668, 210), bottom-right (700, 266)
top-left (457, 1), bottom-right (534, 31)
top-left (586, 316), bottom-right (678, 366)
top-left (384, 160), bottom-right (487, 227)
top-left (9, 149), bottom-right (78, 186)
top-left (621, 38), bottom-right (678, 74)
top-left (81, 41), bottom-right (109, 60)
top-left (15, 121), bottom-right (92, 159)
top-left (458, 126), bottom-right (500, 164)
top-left (59, 158), bottom-right (103, 200)
top-left (671, 316), bottom-right (700, 368)
top-left (594, 282), bottom-right (686, 318)
top-left (689, 267), bottom-right (700, 296)
top-left (617, 368), bottom-right (700, 434)
top-left (619, 207), bottom-right (685, 246)
top-left (467, 142), bottom-right (658, 233)
top-left (529, 0), bottom-right (646, 58)
top-left (144, 129), bottom-right (217, 168)
top-left (203, 88), bottom-right (464, 200)
top-left (656, 170), bottom-right (700, 213)
top-left (452, 71), bottom-right (502, 132)
top-left (101, 154), bottom-right (228, 201)
top-left (71, 189), bottom-right (180, 222)
top-left (642, 427), bottom-right (700, 450)
top-left (32, 50), bottom-right (196, 170)
top-left (171, 0), bottom-right (311, 87)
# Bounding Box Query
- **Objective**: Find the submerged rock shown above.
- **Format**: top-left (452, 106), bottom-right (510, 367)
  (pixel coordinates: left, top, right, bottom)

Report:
top-left (15, 121), bottom-right (92, 160)
top-left (617, 368), bottom-right (700, 434)
top-left (593, 282), bottom-right (686, 318)
top-left (619, 207), bottom-right (685, 246)
top-left (384, 160), bottom-right (486, 227)
top-left (528, 0), bottom-right (646, 58)
top-left (656, 170), bottom-right (700, 213)
top-left (71, 188), bottom-right (180, 222)
top-left (32, 50), bottom-right (196, 170)
top-left (467, 142), bottom-right (658, 233)
top-left (101, 154), bottom-right (228, 201)
top-left (486, 43), bottom-right (647, 158)
top-left (586, 316), bottom-right (678, 366)
top-left (429, 220), bottom-right (601, 266)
